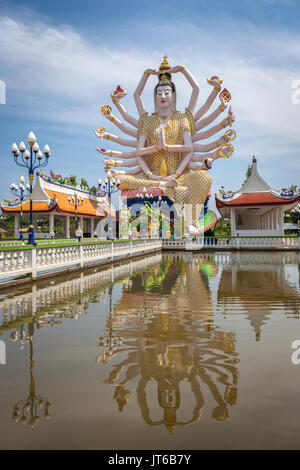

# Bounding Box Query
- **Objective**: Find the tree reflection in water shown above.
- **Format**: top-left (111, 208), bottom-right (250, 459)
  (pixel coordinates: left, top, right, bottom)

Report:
top-left (96, 254), bottom-right (240, 432)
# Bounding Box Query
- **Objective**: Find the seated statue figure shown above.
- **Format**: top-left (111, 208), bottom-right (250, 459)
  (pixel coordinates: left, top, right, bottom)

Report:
top-left (95, 56), bottom-right (236, 235)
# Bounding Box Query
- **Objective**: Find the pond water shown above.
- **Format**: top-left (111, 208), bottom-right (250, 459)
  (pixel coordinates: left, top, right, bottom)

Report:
top-left (0, 251), bottom-right (300, 450)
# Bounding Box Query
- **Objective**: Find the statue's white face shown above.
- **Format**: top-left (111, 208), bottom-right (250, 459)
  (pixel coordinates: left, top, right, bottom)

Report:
top-left (156, 85), bottom-right (173, 113)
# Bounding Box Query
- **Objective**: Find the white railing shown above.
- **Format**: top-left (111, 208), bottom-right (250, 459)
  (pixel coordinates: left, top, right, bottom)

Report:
top-left (0, 239), bottom-right (162, 283)
top-left (0, 249), bottom-right (32, 275)
top-left (162, 239), bottom-right (186, 249)
top-left (203, 236), bottom-right (300, 249)
top-left (163, 236), bottom-right (300, 250)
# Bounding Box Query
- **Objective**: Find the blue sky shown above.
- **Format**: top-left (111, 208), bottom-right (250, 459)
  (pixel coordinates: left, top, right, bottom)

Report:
top-left (0, 0), bottom-right (299, 212)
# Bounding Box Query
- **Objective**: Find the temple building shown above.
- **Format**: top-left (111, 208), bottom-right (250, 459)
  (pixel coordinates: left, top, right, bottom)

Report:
top-left (215, 156), bottom-right (300, 236)
top-left (0, 171), bottom-right (110, 238)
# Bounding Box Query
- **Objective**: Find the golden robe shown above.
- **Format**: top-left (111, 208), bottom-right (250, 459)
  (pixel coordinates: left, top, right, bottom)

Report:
top-left (118, 109), bottom-right (212, 225)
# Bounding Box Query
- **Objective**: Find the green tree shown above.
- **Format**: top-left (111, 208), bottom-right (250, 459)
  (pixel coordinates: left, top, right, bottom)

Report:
top-left (284, 206), bottom-right (300, 224)
top-left (243, 164), bottom-right (252, 185)
top-left (214, 217), bottom-right (231, 236)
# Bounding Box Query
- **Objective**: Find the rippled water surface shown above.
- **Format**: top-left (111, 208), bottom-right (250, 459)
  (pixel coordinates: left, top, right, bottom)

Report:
top-left (0, 251), bottom-right (300, 449)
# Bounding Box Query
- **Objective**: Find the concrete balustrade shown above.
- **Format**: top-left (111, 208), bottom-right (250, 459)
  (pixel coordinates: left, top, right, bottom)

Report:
top-left (0, 236), bottom-right (299, 287)
top-left (163, 236), bottom-right (300, 251)
top-left (0, 239), bottom-right (162, 286)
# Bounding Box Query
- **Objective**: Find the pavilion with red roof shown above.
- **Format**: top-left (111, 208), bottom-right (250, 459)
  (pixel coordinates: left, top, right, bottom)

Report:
top-left (215, 156), bottom-right (300, 236)
top-left (1, 172), bottom-right (111, 239)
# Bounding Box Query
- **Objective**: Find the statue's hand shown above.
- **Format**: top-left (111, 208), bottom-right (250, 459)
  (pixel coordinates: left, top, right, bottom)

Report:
top-left (106, 169), bottom-right (118, 177)
top-left (219, 96), bottom-right (228, 110)
top-left (220, 145), bottom-right (232, 158)
top-left (223, 114), bottom-right (236, 127)
top-left (223, 130), bottom-right (235, 142)
top-left (207, 77), bottom-right (223, 88)
top-left (95, 130), bottom-right (110, 140)
top-left (162, 175), bottom-right (176, 181)
top-left (162, 177), bottom-right (178, 188)
top-left (160, 127), bottom-right (167, 149)
top-left (150, 175), bottom-right (164, 181)
top-left (145, 68), bottom-right (158, 75)
top-left (157, 126), bottom-right (166, 150)
top-left (170, 65), bottom-right (185, 74)
top-left (96, 148), bottom-right (110, 155)
top-left (103, 159), bottom-right (116, 166)
top-left (213, 145), bottom-right (233, 160)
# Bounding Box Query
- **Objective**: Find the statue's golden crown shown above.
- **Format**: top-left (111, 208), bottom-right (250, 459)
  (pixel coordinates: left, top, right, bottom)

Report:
top-left (158, 56), bottom-right (172, 84)
top-left (159, 55), bottom-right (171, 71)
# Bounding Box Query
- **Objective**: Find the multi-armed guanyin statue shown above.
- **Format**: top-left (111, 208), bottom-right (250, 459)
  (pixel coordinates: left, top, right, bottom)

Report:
top-left (95, 56), bottom-right (236, 235)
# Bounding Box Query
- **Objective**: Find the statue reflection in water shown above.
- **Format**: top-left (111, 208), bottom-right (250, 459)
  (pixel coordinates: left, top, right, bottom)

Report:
top-left (96, 254), bottom-right (240, 432)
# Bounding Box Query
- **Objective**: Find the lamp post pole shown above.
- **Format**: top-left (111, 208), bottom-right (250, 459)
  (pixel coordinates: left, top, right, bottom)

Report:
top-left (158, 195), bottom-right (163, 239)
top-left (98, 172), bottom-right (120, 240)
top-left (67, 194), bottom-right (84, 238)
top-left (10, 176), bottom-right (30, 241)
top-left (11, 132), bottom-right (51, 245)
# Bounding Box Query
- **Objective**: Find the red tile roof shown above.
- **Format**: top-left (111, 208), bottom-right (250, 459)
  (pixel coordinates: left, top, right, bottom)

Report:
top-left (45, 189), bottom-right (103, 217)
top-left (2, 191), bottom-right (108, 218)
top-left (216, 192), bottom-right (300, 208)
top-left (1, 201), bottom-right (55, 214)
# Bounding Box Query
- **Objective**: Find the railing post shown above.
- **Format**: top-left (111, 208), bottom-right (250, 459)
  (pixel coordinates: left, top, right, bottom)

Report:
top-left (31, 247), bottom-right (37, 280)
top-left (111, 241), bottom-right (114, 260)
top-left (130, 240), bottom-right (133, 257)
top-left (79, 244), bottom-right (83, 268)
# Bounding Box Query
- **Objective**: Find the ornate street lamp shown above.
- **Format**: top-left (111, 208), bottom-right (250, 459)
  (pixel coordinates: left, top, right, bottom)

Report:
top-left (98, 171), bottom-right (120, 240)
top-left (67, 193), bottom-right (84, 238)
top-left (10, 176), bottom-right (30, 241)
top-left (11, 132), bottom-right (51, 244)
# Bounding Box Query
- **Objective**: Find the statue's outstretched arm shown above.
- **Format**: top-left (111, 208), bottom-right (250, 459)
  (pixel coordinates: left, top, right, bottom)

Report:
top-left (194, 77), bottom-right (223, 122)
top-left (134, 69), bottom-right (156, 116)
top-left (192, 114), bottom-right (236, 142)
top-left (102, 112), bottom-right (137, 138)
top-left (192, 151), bottom-right (216, 163)
top-left (189, 161), bottom-right (202, 170)
top-left (94, 129), bottom-right (136, 148)
top-left (97, 142), bottom-right (157, 159)
top-left (111, 96), bottom-right (139, 128)
top-left (103, 158), bottom-right (139, 168)
top-left (195, 97), bottom-right (228, 131)
top-left (171, 65), bottom-right (200, 114)
top-left (193, 130), bottom-right (235, 152)
top-left (96, 148), bottom-right (137, 159)
top-left (108, 168), bottom-right (142, 177)
top-left (190, 144), bottom-right (233, 170)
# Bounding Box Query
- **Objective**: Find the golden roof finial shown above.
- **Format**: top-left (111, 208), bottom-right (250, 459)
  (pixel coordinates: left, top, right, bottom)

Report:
top-left (159, 55), bottom-right (171, 71)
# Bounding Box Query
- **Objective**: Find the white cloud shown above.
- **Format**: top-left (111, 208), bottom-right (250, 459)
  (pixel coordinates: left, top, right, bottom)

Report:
top-left (1, 15), bottom-right (299, 135)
